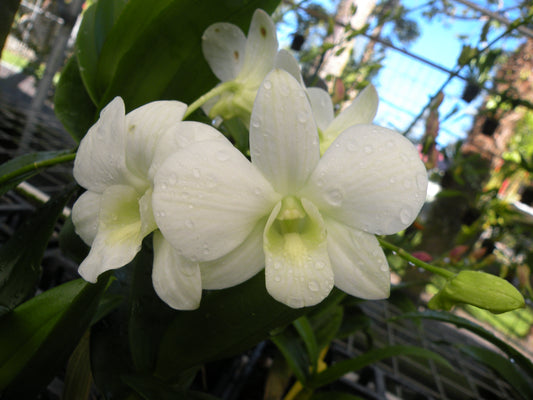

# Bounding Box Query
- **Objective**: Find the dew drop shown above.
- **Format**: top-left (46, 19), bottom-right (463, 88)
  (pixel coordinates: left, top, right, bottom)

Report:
top-left (274, 275), bottom-right (281, 282)
top-left (364, 145), bottom-right (372, 154)
top-left (160, 183), bottom-right (167, 190)
top-left (326, 188), bottom-right (343, 206)
top-left (389, 177), bottom-right (396, 184)
top-left (185, 219), bottom-right (195, 229)
top-left (380, 264), bottom-right (389, 272)
top-left (216, 150), bottom-right (229, 161)
top-left (347, 142), bottom-right (357, 152)
top-left (193, 168), bottom-right (201, 178)
top-left (416, 173), bottom-right (427, 190)
top-left (403, 178), bottom-right (412, 188)
top-left (263, 80), bottom-right (272, 90)
top-left (308, 281), bottom-right (319, 292)
top-left (251, 118), bottom-right (261, 128)
top-left (297, 111), bottom-right (307, 123)
top-left (400, 208), bottom-right (411, 225)
top-left (273, 262), bottom-right (282, 270)
top-left (315, 260), bottom-right (326, 270)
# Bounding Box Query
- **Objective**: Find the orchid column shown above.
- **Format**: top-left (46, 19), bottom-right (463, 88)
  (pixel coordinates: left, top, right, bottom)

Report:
top-left (153, 70), bottom-right (428, 308)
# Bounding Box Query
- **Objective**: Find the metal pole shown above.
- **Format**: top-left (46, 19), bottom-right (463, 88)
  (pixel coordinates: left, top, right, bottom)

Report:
top-left (452, 0), bottom-right (533, 39)
top-left (18, 0), bottom-right (84, 154)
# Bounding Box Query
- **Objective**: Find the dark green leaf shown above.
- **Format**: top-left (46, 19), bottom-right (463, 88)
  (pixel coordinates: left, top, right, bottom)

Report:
top-left (123, 374), bottom-right (221, 400)
top-left (309, 304), bottom-right (343, 349)
top-left (128, 245), bottom-right (175, 373)
top-left (97, 0), bottom-right (281, 110)
top-left (458, 344), bottom-right (533, 400)
top-left (308, 345), bottom-right (452, 389)
top-left (395, 311), bottom-right (533, 377)
top-left (293, 316), bottom-right (319, 372)
top-left (62, 331), bottom-right (93, 400)
top-left (272, 328), bottom-right (310, 384)
top-left (156, 273), bottom-right (345, 381)
top-left (76, 0), bottom-right (128, 103)
top-left (0, 185), bottom-right (75, 314)
top-left (0, 150), bottom-right (74, 196)
top-left (335, 304), bottom-right (371, 340)
top-left (59, 215), bottom-right (90, 265)
top-left (0, 276), bottom-right (110, 397)
top-left (311, 392), bottom-right (365, 400)
top-left (54, 56), bottom-right (98, 142)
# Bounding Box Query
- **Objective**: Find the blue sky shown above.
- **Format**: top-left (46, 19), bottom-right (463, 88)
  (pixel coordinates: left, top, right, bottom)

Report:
top-left (277, 0), bottom-right (525, 147)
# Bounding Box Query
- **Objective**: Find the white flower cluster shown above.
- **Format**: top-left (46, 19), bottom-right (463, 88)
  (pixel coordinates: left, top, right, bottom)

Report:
top-left (72, 10), bottom-right (428, 310)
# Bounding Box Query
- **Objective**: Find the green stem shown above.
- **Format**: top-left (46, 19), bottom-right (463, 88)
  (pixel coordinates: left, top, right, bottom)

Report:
top-left (0, 151), bottom-right (76, 187)
top-left (377, 237), bottom-right (455, 279)
top-left (183, 81), bottom-right (238, 119)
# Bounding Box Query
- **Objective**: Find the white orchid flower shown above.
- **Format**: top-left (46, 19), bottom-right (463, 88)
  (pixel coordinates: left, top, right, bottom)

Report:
top-left (152, 69), bottom-right (428, 309)
top-left (307, 85), bottom-right (379, 154)
top-left (72, 97), bottom-right (225, 310)
top-left (201, 9), bottom-right (278, 123)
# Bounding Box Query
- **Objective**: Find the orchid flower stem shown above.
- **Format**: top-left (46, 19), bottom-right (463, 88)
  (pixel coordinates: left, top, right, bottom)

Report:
top-left (184, 81), bottom-right (238, 119)
top-left (377, 237), bottom-right (455, 279)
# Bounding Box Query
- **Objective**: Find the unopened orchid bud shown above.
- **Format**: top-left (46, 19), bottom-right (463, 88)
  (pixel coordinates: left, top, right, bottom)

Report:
top-left (428, 270), bottom-right (524, 314)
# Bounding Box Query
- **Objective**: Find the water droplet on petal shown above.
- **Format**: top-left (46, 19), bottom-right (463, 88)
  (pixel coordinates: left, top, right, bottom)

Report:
top-left (274, 275), bottom-right (281, 282)
top-left (347, 142), bottom-right (357, 152)
top-left (160, 183), bottom-right (167, 190)
top-left (185, 219), bottom-right (195, 229)
top-left (263, 80), bottom-right (272, 90)
top-left (308, 281), bottom-right (319, 292)
top-left (315, 261), bottom-right (326, 270)
top-left (416, 173), bottom-right (427, 190)
top-left (251, 118), bottom-right (261, 128)
top-left (364, 145), bottom-right (372, 154)
top-left (389, 177), bottom-right (396, 184)
top-left (193, 168), bottom-right (201, 178)
top-left (400, 208), bottom-right (412, 225)
top-left (403, 178), bottom-right (412, 189)
top-left (273, 262), bottom-right (282, 270)
top-left (297, 111), bottom-right (307, 123)
top-left (325, 188), bottom-right (343, 206)
top-left (380, 264), bottom-right (389, 272)
top-left (216, 150), bottom-right (229, 161)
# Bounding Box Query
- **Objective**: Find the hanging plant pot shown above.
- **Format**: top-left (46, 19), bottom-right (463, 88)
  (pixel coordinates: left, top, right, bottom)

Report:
top-left (290, 33), bottom-right (305, 51)
top-left (462, 81), bottom-right (481, 103)
top-left (481, 117), bottom-right (499, 136)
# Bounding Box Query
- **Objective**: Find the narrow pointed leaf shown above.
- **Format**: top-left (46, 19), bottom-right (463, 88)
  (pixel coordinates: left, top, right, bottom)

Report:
top-left (0, 276), bottom-right (110, 397)
top-left (0, 185), bottom-right (75, 314)
top-left (0, 150), bottom-right (74, 196)
top-left (293, 316), bottom-right (319, 372)
top-left (54, 56), bottom-right (97, 142)
top-left (396, 311), bottom-right (533, 376)
top-left (155, 274), bottom-right (345, 381)
top-left (308, 345), bottom-right (452, 389)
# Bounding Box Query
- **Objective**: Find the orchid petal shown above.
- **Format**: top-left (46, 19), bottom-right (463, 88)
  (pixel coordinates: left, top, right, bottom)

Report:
top-left (153, 138), bottom-right (280, 262)
top-left (264, 199), bottom-right (334, 308)
top-left (302, 124), bottom-right (427, 235)
top-left (250, 69), bottom-right (320, 194)
top-left (78, 185), bottom-right (144, 283)
top-left (148, 121), bottom-right (226, 180)
top-left (326, 218), bottom-right (390, 299)
top-left (74, 97), bottom-right (143, 192)
top-left (274, 49), bottom-right (304, 85)
top-left (71, 191), bottom-right (101, 246)
top-left (152, 231), bottom-right (201, 310)
top-left (202, 22), bottom-right (246, 82)
top-left (322, 84), bottom-right (378, 146)
top-left (200, 219), bottom-right (265, 289)
top-left (307, 87), bottom-right (334, 132)
top-left (238, 9), bottom-right (278, 86)
top-left (124, 100), bottom-right (186, 179)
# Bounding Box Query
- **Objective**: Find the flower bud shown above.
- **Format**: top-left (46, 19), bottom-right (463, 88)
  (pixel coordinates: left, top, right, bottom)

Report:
top-left (428, 270), bottom-right (525, 314)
